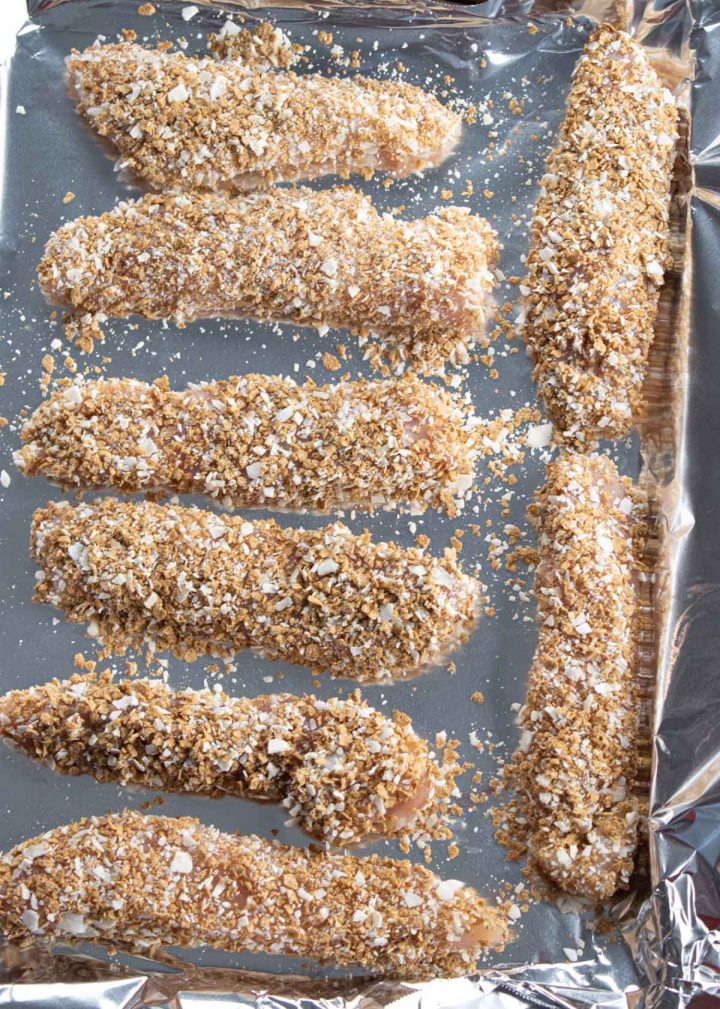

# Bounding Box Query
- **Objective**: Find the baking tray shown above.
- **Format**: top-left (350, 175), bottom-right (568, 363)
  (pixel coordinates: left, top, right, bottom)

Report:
top-left (0, 1), bottom-right (704, 1007)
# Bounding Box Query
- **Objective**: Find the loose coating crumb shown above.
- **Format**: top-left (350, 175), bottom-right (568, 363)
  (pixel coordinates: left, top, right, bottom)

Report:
top-left (207, 20), bottom-right (302, 70)
top-left (0, 672), bottom-right (461, 846)
top-left (31, 498), bottom-right (481, 681)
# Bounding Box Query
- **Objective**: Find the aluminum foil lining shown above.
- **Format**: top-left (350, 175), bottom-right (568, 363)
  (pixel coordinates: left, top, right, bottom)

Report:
top-left (0, 0), bottom-right (707, 1007)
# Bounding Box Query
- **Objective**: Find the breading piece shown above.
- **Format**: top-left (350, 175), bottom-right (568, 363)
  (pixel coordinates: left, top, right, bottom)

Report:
top-left (38, 187), bottom-right (497, 372)
top-left (494, 453), bottom-right (644, 899)
top-left (522, 25), bottom-right (677, 448)
top-left (66, 40), bottom-right (461, 191)
top-left (0, 671), bottom-right (462, 847)
top-left (207, 20), bottom-right (302, 70)
top-left (15, 374), bottom-right (483, 516)
top-left (0, 810), bottom-right (509, 976)
top-left (31, 499), bottom-right (481, 680)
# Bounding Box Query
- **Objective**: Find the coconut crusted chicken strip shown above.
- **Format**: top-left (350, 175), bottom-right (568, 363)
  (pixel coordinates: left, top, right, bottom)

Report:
top-left (66, 40), bottom-right (461, 192)
top-left (522, 25), bottom-right (677, 448)
top-left (0, 811), bottom-right (509, 976)
top-left (494, 453), bottom-right (645, 900)
top-left (37, 187), bottom-right (497, 372)
top-left (0, 672), bottom-right (462, 848)
top-left (31, 499), bottom-right (481, 681)
top-left (16, 374), bottom-right (485, 516)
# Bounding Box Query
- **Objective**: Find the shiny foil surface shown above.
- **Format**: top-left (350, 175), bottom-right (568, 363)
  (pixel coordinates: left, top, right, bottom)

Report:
top-left (0, 0), bottom-right (706, 1007)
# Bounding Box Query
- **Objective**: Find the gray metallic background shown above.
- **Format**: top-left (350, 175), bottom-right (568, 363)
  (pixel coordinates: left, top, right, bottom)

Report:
top-left (0, 1), bottom-right (707, 1007)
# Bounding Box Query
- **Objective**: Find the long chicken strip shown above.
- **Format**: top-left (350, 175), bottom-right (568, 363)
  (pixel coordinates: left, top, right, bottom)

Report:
top-left (37, 187), bottom-right (497, 371)
top-left (31, 499), bottom-right (481, 680)
top-left (494, 453), bottom-right (644, 899)
top-left (0, 672), bottom-right (461, 847)
top-left (66, 40), bottom-right (461, 191)
top-left (522, 25), bottom-right (677, 448)
top-left (15, 374), bottom-right (483, 516)
top-left (0, 811), bottom-right (509, 976)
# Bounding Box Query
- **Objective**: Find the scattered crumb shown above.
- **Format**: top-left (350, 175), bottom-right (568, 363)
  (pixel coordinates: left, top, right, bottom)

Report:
top-left (321, 352), bottom-right (341, 372)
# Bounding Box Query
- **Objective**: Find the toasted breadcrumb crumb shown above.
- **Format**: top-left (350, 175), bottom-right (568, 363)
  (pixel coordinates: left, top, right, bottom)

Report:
top-left (207, 20), bottom-right (302, 69)
top-left (321, 352), bottom-right (341, 372)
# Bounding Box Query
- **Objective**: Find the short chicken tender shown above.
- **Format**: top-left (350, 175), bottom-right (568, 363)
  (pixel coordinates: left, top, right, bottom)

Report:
top-left (0, 672), bottom-right (462, 847)
top-left (31, 499), bottom-right (481, 681)
top-left (0, 811), bottom-right (509, 977)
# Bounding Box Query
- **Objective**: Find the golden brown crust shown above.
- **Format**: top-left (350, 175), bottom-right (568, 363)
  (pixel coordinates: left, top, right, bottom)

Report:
top-left (67, 41), bottom-right (461, 191)
top-left (0, 671), bottom-right (461, 847)
top-left (31, 499), bottom-right (481, 681)
top-left (0, 811), bottom-right (509, 976)
top-left (494, 453), bottom-right (644, 899)
top-left (16, 374), bottom-right (484, 516)
top-left (38, 187), bottom-right (497, 372)
top-left (522, 25), bottom-right (678, 448)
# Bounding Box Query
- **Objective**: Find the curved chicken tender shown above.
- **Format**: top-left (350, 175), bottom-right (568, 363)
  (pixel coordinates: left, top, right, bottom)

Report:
top-left (0, 811), bottom-right (509, 976)
top-left (494, 453), bottom-right (644, 899)
top-left (67, 40), bottom-right (461, 191)
top-left (37, 187), bottom-right (497, 372)
top-left (31, 498), bottom-right (481, 681)
top-left (0, 672), bottom-right (462, 847)
top-left (15, 374), bottom-right (483, 516)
